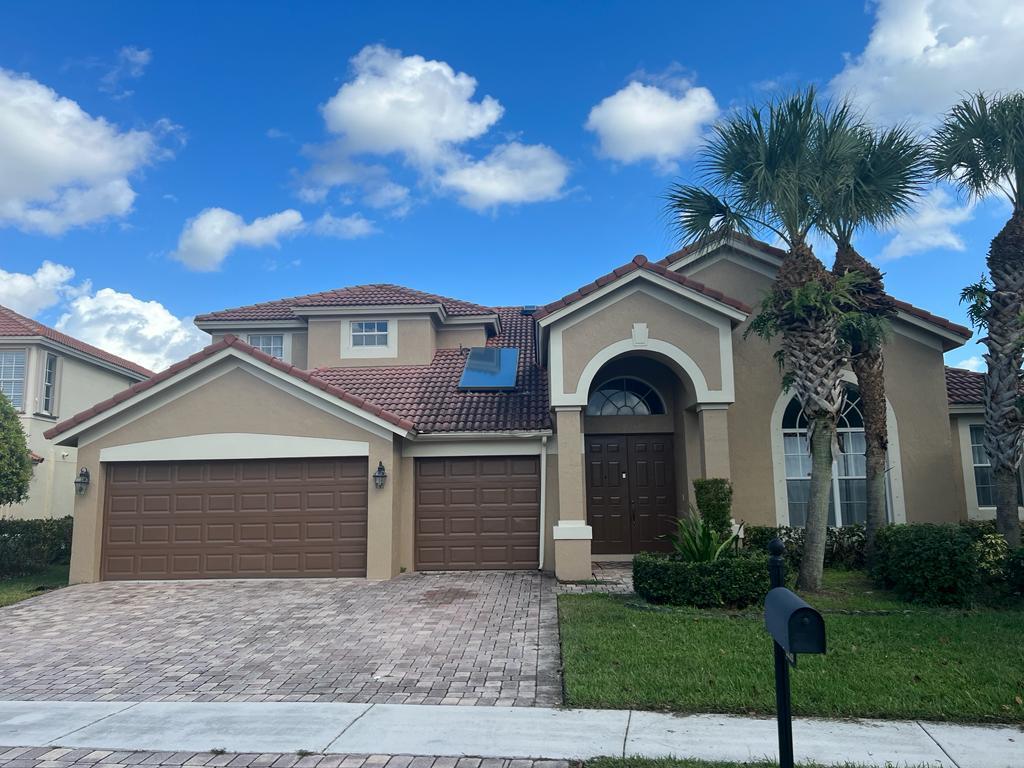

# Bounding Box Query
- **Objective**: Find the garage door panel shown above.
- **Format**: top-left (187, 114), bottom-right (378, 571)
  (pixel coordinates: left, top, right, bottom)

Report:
top-left (102, 458), bottom-right (368, 580)
top-left (415, 456), bottom-right (540, 571)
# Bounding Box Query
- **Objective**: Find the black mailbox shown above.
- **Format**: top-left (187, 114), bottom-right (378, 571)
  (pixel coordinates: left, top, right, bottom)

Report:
top-left (764, 587), bottom-right (826, 656)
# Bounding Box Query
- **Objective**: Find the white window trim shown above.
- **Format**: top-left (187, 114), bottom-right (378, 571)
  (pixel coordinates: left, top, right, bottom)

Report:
top-left (770, 371), bottom-right (907, 526)
top-left (341, 318), bottom-right (397, 359)
top-left (0, 347), bottom-right (28, 413)
top-left (247, 333), bottom-right (292, 363)
top-left (37, 352), bottom-right (61, 417)
top-left (955, 416), bottom-right (1024, 521)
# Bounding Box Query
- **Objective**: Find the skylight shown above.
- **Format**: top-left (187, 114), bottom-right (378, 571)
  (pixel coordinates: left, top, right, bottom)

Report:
top-left (459, 347), bottom-right (519, 390)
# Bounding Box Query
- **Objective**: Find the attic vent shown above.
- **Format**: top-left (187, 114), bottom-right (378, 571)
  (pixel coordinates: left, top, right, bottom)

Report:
top-left (459, 347), bottom-right (519, 390)
top-left (520, 305), bottom-right (538, 316)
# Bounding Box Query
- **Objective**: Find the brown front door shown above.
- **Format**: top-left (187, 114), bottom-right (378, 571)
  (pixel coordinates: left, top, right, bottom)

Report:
top-left (586, 434), bottom-right (676, 554)
top-left (101, 458), bottom-right (368, 580)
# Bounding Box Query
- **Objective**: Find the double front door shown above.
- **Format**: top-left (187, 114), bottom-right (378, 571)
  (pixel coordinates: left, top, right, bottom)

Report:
top-left (585, 434), bottom-right (677, 554)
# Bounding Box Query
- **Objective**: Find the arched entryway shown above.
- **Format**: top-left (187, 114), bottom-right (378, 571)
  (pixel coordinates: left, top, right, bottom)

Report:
top-left (583, 355), bottom-right (691, 554)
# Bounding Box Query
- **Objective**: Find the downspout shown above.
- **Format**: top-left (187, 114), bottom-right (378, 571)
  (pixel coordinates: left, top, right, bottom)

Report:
top-left (538, 435), bottom-right (548, 570)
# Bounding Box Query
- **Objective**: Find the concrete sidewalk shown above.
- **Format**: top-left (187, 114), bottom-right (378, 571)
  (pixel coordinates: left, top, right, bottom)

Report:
top-left (0, 701), bottom-right (1020, 768)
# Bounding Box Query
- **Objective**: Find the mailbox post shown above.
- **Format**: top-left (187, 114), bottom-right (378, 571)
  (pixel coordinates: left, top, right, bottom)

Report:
top-left (764, 538), bottom-right (826, 768)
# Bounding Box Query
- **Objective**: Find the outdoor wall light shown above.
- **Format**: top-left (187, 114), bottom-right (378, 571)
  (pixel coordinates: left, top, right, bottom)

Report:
top-left (73, 467), bottom-right (91, 495)
top-left (373, 461), bottom-right (388, 490)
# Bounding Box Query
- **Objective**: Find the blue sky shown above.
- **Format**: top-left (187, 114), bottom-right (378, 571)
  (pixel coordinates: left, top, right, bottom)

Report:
top-left (0, 0), bottom-right (1020, 370)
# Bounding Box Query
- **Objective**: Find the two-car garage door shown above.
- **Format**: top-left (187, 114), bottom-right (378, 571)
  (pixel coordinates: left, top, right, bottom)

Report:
top-left (102, 458), bottom-right (368, 580)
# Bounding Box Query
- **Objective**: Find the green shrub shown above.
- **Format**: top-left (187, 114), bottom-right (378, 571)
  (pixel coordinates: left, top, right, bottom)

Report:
top-left (633, 551), bottom-right (770, 608)
top-left (0, 517), bottom-right (74, 577)
top-left (974, 533), bottom-right (1010, 582)
top-left (0, 394), bottom-right (32, 507)
top-left (1007, 549), bottom-right (1024, 596)
top-left (745, 524), bottom-right (865, 570)
top-left (959, 519), bottom-right (998, 541)
top-left (663, 512), bottom-right (735, 562)
top-left (872, 524), bottom-right (980, 607)
top-left (692, 478), bottom-right (733, 538)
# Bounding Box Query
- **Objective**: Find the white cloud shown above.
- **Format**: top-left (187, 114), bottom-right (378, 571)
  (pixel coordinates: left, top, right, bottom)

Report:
top-left (0, 261), bottom-right (85, 316)
top-left (0, 68), bottom-right (158, 234)
top-left (300, 45), bottom-right (567, 213)
top-left (585, 80), bottom-right (719, 172)
top-left (171, 207), bottom-right (304, 271)
top-left (313, 212), bottom-right (378, 239)
top-left (57, 288), bottom-right (207, 372)
top-left (322, 44), bottom-right (503, 166)
top-left (881, 188), bottom-right (974, 260)
top-left (830, 0), bottom-right (1024, 125)
top-left (441, 143), bottom-right (569, 210)
top-left (954, 355), bottom-right (985, 372)
top-left (100, 46), bottom-right (152, 98)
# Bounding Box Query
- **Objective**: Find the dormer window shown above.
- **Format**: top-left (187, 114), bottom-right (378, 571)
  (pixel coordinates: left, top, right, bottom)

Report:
top-left (351, 321), bottom-right (389, 347)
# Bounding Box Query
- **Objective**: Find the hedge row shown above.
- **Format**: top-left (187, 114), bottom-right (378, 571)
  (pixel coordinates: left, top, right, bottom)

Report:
top-left (0, 517), bottom-right (73, 577)
top-left (744, 524), bottom-right (865, 570)
top-left (633, 551), bottom-right (770, 608)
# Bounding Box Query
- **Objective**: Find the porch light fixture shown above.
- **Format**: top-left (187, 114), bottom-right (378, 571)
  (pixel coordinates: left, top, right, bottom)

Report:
top-left (73, 467), bottom-right (91, 495)
top-left (373, 461), bottom-right (387, 490)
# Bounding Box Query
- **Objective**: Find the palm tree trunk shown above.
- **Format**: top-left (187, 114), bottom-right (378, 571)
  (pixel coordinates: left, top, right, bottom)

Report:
top-left (777, 244), bottom-right (846, 591)
top-left (832, 245), bottom-right (893, 562)
top-left (798, 415), bottom-right (835, 591)
top-left (984, 210), bottom-right (1024, 549)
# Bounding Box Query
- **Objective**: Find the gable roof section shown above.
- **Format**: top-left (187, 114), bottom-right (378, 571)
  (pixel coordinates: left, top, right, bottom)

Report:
top-left (532, 254), bottom-right (751, 322)
top-left (945, 366), bottom-right (984, 405)
top-left (312, 307), bottom-right (550, 434)
top-left (0, 304), bottom-right (152, 379)
top-left (195, 284), bottom-right (495, 323)
top-left (658, 235), bottom-right (972, 342)
top-left (44, 334), bottom-right (415, 442)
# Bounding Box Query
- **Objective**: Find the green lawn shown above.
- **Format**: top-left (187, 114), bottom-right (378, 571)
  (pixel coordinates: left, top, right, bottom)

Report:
top-left (559, 570), bottom-right (1024, 723)
top-left (0, 564), bottom-right (69, 607)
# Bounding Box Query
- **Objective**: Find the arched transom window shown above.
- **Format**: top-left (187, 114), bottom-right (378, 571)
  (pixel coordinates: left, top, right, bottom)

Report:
top-left (586, 377), bottom-right (666, 416)
top-left (781, 385), bottom-right (890, 527)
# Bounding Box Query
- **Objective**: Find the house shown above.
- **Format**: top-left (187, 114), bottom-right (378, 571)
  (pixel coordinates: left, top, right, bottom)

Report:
top-left (46, 236), bottom-right (989, 583)
top-left (0, 304), bottom-right (152, 520)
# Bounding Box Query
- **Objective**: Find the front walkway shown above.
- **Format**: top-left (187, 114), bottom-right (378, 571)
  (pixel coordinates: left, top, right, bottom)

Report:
top-left (0, 700), bottom-right (1020, 767)
top-left (0, 572), bottom-right (560, 707)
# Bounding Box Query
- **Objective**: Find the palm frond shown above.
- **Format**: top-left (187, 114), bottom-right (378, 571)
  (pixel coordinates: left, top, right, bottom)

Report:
top-left (663, 185), bottom-right (751, 246)
top-left (960, 276), bottom-right (992, 330)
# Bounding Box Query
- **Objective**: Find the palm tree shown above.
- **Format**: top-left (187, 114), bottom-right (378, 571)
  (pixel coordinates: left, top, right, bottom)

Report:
top-left (666, 89), bottom-right (853, 591)
top-left (813, 111), bottom-right (929, 561)
top-left (932, 92), bottom-right (1024, 548)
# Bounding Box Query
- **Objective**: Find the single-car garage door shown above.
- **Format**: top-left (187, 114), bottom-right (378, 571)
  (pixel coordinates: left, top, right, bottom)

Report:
top-left (102, 457), bottom-right (368, 580)
top-left (415, 456), bottom-right (540, 570)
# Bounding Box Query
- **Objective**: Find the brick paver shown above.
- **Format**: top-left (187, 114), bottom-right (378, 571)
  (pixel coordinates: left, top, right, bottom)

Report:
top-left (554, 562), bottom-right (632, 595)
top-left (0, 750), bottom-right (571, 768)
top-left (0, 572), bottom-right (560, 706)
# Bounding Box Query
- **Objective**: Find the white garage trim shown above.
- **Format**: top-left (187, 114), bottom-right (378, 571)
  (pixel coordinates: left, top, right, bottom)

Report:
top-left (99, 434), bottom-right (370, 463)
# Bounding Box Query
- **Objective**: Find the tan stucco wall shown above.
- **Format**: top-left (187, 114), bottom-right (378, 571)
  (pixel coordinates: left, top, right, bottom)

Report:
top-left (949, 414), bottom-right (968, 522)
top-left (291, 333), bottom-right (309, 369)
top-left (67, 364), bottom-right (397, 584)
top-left (436, 326), bottom-right (488, 349)
top-left (559, 288), bottom-right (723, 395)
top-left (542, 451), bottom-right (558, 572)
top-left (306, 317), bottom-right (436, 368)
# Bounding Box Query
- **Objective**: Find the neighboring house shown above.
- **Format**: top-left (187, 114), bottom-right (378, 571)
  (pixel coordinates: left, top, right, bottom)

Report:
top-left (0, 304), bottom-right (152, 520)
top-left (47, 237), bottom-right (985, 583)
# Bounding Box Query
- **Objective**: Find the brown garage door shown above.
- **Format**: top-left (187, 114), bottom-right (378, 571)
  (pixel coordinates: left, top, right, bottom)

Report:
top-left (102, 457), bottom-right (368, 580)
top-left (415, 456), bottom-right (540, 570)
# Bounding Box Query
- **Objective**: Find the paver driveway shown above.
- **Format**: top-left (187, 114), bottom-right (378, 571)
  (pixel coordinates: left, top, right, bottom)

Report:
top-left (0, 572), bottom-right (560, 706)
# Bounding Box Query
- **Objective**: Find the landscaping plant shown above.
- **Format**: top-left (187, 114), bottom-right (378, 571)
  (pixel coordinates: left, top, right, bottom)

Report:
top-left (0, 517), bottom-right (74, 577)
top-left (0, 393), bottom-right (32, 508)
top-left (871, 524), bottom-right (981, 607)
top-left (663, 511), bottom-right (736, 562)
top-left (666, 89), bottom-right (855, 591)
top-left (932, 92), bottom-right (1024, 549)
top-left (633, 551), bottom-right (770, 608)
top-left (692, 478), bottom-right (733, 538)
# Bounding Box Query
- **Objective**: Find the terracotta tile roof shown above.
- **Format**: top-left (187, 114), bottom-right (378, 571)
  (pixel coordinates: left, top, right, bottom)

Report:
top-left (195, 284), bottom-right (495, 322)
top-left (532, 254), bottom-right (751, 320)
top-left (0, 304), bottom-right (152, 378)
top-left (29, 451), bottom-right (44, 464)
top-left (659, 235), bottom-right (973, 341)
top-left (313, 307), bottom-right (551, 433)
top-left (44, 335), bottom-right (416, 440)
top-left (946, 366), bottom-right (985, 405)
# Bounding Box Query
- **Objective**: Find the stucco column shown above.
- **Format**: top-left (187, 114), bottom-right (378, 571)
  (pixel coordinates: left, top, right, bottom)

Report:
top-left (365, 436), bottom-right (398, 580)
top-left (552, 406), bottom-right (592, 581)
top-left (697, 404), bottom-right (731, 480)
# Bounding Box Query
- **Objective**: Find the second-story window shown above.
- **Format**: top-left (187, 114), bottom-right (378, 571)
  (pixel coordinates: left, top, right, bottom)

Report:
top-left (40, 353), bottom-right (59, 415)
top-left (351, 321), bottom-right (389, 347)
top-left (0, 350), bottom-right (26, 411)
top-left (248, 334), bottom-right (284, 359)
